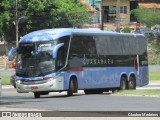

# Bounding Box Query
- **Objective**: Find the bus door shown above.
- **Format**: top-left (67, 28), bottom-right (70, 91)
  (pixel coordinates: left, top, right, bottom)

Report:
top-left (136, 36), bottom-right (149, 86)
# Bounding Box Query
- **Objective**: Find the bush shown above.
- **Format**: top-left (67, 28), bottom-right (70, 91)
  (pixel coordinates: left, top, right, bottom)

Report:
top-left (155, 33), bottom-right (160, 48)
top-left (121, 26), bottom-right (131, 33)
top-left (148, 43), bottom-right (160, 65)
top-left (145, 33), bottom-right (154, 42)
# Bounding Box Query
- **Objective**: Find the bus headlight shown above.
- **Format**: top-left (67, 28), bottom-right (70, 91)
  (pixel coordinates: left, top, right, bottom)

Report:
top-left (17, 80), bottom-right (22, 84)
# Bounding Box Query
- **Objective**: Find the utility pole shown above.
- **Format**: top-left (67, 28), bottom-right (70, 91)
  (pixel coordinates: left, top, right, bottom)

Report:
top-left (116, 0), bottom-right (120, 32)
top-left (101, 0), bottom-right (104, 30)
top-left (15, 0), bottom-right (19, 47)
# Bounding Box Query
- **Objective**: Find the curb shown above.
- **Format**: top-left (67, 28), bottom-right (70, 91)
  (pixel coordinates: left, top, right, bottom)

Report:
top-left (149, 81), bottom-right (160, 85)
top-left (2, 85), bottom-right (14, 89)
top-left (0, 69), bottom-right (15, 71)
top-left (113, 94), bottom-right (160, 97)
top-left (0, 107), bottom-right (44, 111)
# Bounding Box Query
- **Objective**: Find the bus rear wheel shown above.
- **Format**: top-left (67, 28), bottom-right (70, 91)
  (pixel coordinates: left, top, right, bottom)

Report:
top-left (120, 77), bottom-right (127, 90)
top-left (128, 76), bottom-right (136, 89)
top-left (67, 77), bottom-right (77, 96)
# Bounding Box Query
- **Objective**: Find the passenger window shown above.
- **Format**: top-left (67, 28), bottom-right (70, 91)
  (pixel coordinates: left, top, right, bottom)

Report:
top-left (56, 47), bottom-right (65, 70)
top-left (71, 35), bottom-right (97, 55)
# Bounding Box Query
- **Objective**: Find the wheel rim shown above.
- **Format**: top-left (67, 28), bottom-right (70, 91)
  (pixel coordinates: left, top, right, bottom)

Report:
top-left (68, 78), bottom-right (77, 96)
top-left (122, 80), bottom-right (126, 90)
top-left (120, 77), bottom-right (126, 90)
top-left (129, 77), bottom-right (136, 89)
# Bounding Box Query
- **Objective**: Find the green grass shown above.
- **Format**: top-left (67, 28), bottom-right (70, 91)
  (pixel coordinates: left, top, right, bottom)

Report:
top-left (149, 71), bottom-right (160, 81)
top-left (1, 75), bottom-right (11, 85)
top-left (114, 90), bottom-right (160, 96)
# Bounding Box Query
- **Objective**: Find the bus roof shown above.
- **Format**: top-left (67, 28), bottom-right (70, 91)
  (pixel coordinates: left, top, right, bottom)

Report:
top-left (19, 28), bottom-right (144, 43)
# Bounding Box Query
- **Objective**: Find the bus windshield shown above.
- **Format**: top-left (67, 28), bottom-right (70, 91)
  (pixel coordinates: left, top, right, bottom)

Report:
top-left (16, 40), bottom-right (57, 77)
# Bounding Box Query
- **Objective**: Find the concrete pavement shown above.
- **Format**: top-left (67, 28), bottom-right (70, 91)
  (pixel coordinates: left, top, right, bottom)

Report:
top-left (137, 81), bottom-right (160, 90)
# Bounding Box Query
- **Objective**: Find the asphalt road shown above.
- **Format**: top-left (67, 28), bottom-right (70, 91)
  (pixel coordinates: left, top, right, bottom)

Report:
top-left (1, 69), bottom-right (160, 117)
top-left (1, 87), bottom-right (160, 112)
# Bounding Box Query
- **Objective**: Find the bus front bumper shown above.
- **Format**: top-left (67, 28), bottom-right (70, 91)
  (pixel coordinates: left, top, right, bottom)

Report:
top-left (16, 77), bottom-right (64, 93)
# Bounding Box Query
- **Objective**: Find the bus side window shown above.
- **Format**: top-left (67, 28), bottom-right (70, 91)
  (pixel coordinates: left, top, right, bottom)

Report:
top-left (56, 47), bottom-right (65, 70)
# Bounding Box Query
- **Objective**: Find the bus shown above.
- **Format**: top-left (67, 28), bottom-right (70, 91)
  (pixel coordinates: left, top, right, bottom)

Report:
top-left (8, 28), bottom-right (149, 98)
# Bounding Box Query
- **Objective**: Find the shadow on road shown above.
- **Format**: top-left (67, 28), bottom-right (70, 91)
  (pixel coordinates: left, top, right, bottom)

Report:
top-left (40, 92), bottom-right (112, 99)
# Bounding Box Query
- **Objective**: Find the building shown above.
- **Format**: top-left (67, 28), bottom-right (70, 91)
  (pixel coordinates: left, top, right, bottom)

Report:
top-left (138, 0), bottom-right (160, 9)
top-left (84, 0), bottom-right (138, 30)
top-left (81, 0), bottom-right (102, 29)
top-left (84, 0), bottom-right (160, 30)
top-left (80, 0), bottom-right (98, 24)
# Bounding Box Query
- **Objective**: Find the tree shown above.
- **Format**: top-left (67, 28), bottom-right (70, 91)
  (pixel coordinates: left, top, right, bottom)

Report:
top-left (0, 0), bottom-right (91, 43)
top-left (0, 0), bottom-right (15, 41)
top-left (132, 7), bottom-right (160, 28)
top-left (132, 7), bottom-right (160, 60)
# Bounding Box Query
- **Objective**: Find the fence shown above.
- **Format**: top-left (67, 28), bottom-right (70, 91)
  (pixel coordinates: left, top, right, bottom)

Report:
top-left (0, 56), bottom-right (8, 69)
top-left (0, 44), bottom-right (15, 69)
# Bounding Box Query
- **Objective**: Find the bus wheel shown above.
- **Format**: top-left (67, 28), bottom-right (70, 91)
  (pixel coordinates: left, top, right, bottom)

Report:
top-left (120, 77), bottom-right (127, 90)
top-left (67, 78), bottom-right (77, 96)
top-left (128, 76), bottom-right (136, 89)
top-left (34, 92), bottom-right (40, 98)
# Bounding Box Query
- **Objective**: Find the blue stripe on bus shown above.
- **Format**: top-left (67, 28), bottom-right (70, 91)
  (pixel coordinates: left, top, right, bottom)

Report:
top-left (63, 66), bottom-right (148, 90)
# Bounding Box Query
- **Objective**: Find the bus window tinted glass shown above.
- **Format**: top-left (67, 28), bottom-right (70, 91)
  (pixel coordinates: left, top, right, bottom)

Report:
top-left (95, 35), bottom-right (146, 55)
top-left (95, 35), bottom-right (123, 55)
top-left (71, 35), bottom-right (97, 55)
top-left (138, 36), bottom-right (147, 54)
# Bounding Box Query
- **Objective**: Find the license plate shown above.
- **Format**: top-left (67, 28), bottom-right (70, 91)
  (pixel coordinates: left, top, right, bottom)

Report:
top-left (31, 86), bottom-right (38, 90)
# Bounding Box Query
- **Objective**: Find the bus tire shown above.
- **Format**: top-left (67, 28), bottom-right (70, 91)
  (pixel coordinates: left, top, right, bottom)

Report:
top-left (67, 77), bottom-right (77, 96)
top-left (34, 92), bottom-right (40, 98)
top-left (120, 77), bottom-right (127, 90)
top-left (128, 76), bottom-right (136, 89)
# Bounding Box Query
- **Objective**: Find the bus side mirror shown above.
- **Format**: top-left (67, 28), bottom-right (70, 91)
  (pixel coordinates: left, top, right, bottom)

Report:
top-left (52, 43), bottom-right (64, 59)
top-left (8, 47), bottom-right (17, 61)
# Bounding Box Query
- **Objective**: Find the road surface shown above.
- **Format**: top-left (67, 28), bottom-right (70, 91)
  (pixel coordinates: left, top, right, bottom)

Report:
top-left (1, 87), bottom-right (160, 112)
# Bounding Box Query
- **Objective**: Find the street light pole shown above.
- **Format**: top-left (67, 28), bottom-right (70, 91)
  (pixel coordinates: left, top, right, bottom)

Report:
top-left (116, 0), bottom-right (120, 32)
top-left (101, 0), bottom-right (104, 30)
top-left (15, 0), bottom-right (19, 47)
